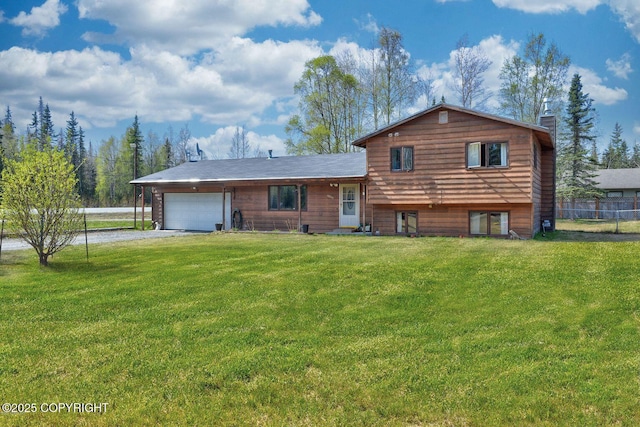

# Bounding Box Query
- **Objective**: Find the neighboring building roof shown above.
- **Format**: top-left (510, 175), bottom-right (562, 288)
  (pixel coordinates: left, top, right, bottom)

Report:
top-left (352, 103), bottom-right (555, 149)
top-left (131, 151), bottom-right (367, 185)
top-left (594, 168), bottom-right (640, 190)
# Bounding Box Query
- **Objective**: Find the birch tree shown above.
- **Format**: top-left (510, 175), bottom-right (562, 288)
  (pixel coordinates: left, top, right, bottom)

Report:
top-left (451, 34), bottom-right (492, 109)
top-left (285, 55), bottom-right (361, 154)
top-left (499, 33), bottom-right (570, 123)
top-left (1, 146), bottom-right (82, 266)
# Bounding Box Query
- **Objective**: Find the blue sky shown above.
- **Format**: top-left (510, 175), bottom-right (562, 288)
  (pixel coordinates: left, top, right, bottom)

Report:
top-left (0, 0), bottom-right (638, 158)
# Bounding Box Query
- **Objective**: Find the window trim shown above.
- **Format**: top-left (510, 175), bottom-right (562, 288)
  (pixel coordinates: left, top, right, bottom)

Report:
top-left (467, 141), bottom-right (509, 169)
top-left (268, 185), bottom-right (307, 211)
top-left (390, 146), bottom-right (414, 172)
top-left (469, 211), bottom-right (509, 236)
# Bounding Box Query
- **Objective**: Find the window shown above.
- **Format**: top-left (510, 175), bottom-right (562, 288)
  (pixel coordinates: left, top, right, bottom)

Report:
top-left (470, 211), bottom-right (509, 236)
top-left (396, 211), bottom-right (418, 234)
top-left (391, 147), bottom-right (413, 171)
top-left (439, 111), bottom-right (448, 124)
top-left (467, 142), bottom-right (508, 168)
top-left (268, 185), bottom-right (307, 210)
top-left (607, 191), bottom-right (623, 198)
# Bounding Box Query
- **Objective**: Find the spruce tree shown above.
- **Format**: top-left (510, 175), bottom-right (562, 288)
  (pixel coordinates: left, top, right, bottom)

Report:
top-left (557, 73), bottom-right (602, 209)
top-left (602, 123), bottom-right (629, 168)
top-left (1, 107), bottom-right (18, 161)
top-left (126, 115), bottom-right (143, 180)
top-left (631, 142), bottom-right (640, 168)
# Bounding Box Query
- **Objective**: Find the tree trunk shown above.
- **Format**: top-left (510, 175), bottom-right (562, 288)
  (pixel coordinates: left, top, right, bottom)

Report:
top-left (39, 251), bottom-right (49, 267)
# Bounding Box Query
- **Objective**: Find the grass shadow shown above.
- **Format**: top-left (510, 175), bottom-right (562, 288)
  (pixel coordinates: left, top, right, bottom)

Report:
top-left (536, 230), bottom-right (640, 242)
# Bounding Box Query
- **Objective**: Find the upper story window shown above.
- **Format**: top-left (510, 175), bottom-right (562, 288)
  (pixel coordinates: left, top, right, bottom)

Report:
top-left (467, 142), bottom-right (508, 168)
top-left (391, 146), bottom-right (413, 171)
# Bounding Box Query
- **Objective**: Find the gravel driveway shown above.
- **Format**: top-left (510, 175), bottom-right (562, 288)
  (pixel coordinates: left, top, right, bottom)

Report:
top-left (1, 229), bottom-right (197, 252)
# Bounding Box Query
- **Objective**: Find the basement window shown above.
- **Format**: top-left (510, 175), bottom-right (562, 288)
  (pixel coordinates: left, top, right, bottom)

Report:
top-left (469, 211), bottom-right (509, 236)
top-left (396, 211), bottom-right (418, 234)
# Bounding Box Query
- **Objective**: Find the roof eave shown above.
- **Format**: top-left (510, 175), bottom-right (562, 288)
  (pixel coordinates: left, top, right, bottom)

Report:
top-left (130, 174), bottom-right (367, 186)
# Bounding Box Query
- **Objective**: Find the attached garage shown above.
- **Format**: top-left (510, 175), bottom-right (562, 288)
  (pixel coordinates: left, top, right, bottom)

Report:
top-left (164, 192), bottom-right (231, 231)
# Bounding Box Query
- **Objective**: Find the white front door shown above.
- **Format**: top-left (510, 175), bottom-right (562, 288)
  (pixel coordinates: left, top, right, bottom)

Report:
top-left (339, 184), bottom-right (360, 228)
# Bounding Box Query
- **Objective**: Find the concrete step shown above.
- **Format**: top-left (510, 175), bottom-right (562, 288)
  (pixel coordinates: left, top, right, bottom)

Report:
top-left (326, 228), bottom-right (356, 235)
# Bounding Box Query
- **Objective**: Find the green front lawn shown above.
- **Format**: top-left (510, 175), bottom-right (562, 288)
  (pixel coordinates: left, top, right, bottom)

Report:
top-left (1, 234), bottom-right (639, 426)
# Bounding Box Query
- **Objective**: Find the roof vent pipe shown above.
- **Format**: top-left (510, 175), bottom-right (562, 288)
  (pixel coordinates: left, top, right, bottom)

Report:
top-left (543, 98), bottom-right (551, 116)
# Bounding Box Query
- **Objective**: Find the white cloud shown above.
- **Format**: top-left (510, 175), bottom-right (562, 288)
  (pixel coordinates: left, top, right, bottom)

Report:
top-left (491, 0), bottom-right (640, 44)
top-left (492, 0), bottom-right (601, 14)
top-left (77, 0), bottom-right (321, 55)
top-left (493, 0), bottom-right (604, 14)
top-left (416, 35), bottom-right (519, 109)
top-left (609, 0), bottom-right (640, 44)
top-left (0, 34), bottom-right (321, 133)
top-left (634, 122), bottom-right (640, 136)
top-left (10, 0), bottom-right (68, 36)
top-left (606, 53), bottom-right (633, 79)
top-left (192, 126), bottom-right (285, 159)
top-left (354, 13), bottom-right (379, 34)
top-left (570, 66), bottom-right (628, 106)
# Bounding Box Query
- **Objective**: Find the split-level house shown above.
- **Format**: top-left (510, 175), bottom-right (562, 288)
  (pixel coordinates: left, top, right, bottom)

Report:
top-left (131, 104), bottom-right (556, 238)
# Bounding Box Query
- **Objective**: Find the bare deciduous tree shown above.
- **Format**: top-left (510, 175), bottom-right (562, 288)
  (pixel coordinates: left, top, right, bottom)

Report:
top-left (229, 125), bottom-right (251, 159)
top-left (451, 34), bottom-right (492, 109)
top-left (499, 33), bottom-right (570, 123)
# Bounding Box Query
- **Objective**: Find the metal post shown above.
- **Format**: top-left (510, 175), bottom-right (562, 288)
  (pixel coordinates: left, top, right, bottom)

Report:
top-left (141, 185), bottom-right (145, 231)
top-left (0, 218), bottom-right (4, 261)
top-left (84, 212), bottom-right (89, 262)
top-left (130, 142), bottom-right (138, 230)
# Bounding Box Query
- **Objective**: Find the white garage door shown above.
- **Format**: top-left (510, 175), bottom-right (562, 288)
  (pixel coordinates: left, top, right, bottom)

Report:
top-left (164, 192), bottom-right (231, 231)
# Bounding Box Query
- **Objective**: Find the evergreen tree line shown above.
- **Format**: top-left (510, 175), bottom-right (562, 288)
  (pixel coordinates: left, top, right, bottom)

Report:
top-left (0, 99), bottom-right (194, 207)
top-left (599, 122), bottom-right (640, 169)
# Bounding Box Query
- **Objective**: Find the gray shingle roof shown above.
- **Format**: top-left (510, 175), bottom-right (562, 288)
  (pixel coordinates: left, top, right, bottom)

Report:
top-left (131, 152), bottom-right (367, 185)
top-left (594, 168), bottom-right (640, 190)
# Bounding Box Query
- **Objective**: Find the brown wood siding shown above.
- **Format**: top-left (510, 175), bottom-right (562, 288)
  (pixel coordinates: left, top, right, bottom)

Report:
top-left (372, 204), bottom-right (534, 238)
top-left (153, 181), bottom-right (369, 234)
top-left (365, 110), bottom-right (535, 206)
